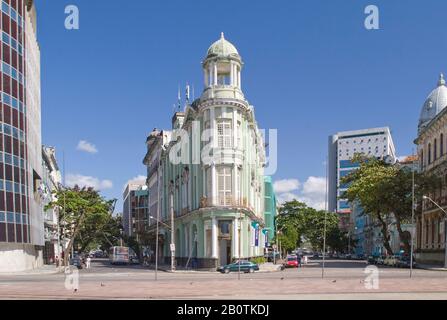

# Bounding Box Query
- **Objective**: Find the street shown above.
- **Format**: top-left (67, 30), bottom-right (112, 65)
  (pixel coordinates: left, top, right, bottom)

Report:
top-left (1, 259), bottom-right (447, 299)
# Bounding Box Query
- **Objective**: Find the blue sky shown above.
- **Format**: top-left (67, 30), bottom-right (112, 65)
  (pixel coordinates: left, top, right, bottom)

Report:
top-left (35, 0), bottom-right (447, 210)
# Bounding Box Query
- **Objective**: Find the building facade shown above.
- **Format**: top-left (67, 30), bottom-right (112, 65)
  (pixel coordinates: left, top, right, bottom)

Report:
top-left (0, 0), bottom-right (45, 272)
top-left (41, 146), bottom-right (61, 265)
top-left (328, 127), bottom-right (396, 230)
top-left (415, 74), bottom-right (447, 265)
top-left (143, 34), bottom-right (269, 269)
top-left (328, 127), bottom-right (396, 256)
top-left (122, 182), bottom-right (149, 239)
top-left (263, 176), bottom-right (276, 244)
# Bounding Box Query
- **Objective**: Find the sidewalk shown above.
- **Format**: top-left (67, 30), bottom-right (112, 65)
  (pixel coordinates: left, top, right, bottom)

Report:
top-left (416, 264), bottom-right (447, 271)
top-left (144, 263), bottom-right (283, 273)
top-left (0, 264), bottom-right (61, 276)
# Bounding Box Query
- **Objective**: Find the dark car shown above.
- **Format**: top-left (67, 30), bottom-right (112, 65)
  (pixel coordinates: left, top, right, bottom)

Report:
top-left (70, 256), bottom-right (83, 269)
top-left (397, 256), bottom-right (416, 268)
top-left (217, 260), bottom-right (259, 274)
top-left (367, 255), bottom-right (378, 264)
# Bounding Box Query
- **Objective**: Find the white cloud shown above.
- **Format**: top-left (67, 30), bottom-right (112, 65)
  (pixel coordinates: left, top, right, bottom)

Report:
top-left (124, 175), bottom-right (147, 190)
top-left (77, 140), bottom-right (98, 154)
top-left (66, 174), bottom-right (113, 190)
top-left (302, 176), bottom-right (326, 195)
top-left (273, 179), bottom-right (300, 194)
top-left (274, 176), bottom-right (327, 210)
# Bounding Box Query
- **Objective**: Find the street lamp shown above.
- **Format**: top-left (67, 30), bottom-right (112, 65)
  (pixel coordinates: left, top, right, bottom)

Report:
top-left (422, 195), bottom-right (447, 269)
top-left (150, 215), bottom-right (174, 272)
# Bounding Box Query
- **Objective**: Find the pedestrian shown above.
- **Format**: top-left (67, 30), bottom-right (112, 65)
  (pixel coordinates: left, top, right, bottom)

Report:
top-left (297, 255), bottom-right (302, 268)
top-left (86, 256), bottom-right (91, 269)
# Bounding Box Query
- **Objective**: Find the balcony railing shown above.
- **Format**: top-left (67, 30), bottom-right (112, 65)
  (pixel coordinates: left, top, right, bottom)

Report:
top-left (200, 196), bottom-right (254, 211)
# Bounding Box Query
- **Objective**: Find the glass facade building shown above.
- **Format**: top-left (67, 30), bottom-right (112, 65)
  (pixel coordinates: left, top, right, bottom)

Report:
top-left (0, 0), bottom-right (44, 272)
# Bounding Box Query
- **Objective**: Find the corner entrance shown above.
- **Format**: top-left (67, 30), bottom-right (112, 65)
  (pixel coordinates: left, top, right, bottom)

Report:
top-left (218, 220), bottom-right (233, 265)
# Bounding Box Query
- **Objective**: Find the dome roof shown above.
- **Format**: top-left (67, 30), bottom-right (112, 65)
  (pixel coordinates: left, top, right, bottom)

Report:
top-left (419, 74), bottom-right (447, 131)
top-left (206, 32), bottom-right (239, 58)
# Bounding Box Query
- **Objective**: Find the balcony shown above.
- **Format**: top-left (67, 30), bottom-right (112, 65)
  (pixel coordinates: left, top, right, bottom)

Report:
top-left (199, 196), bottom-right (254, 211)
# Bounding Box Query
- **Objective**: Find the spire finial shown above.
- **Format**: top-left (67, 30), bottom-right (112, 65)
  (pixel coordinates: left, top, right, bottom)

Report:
top-left (439, 73), bottom-right (446, 86)
top-left (221, 32), bottom-right (225, 39)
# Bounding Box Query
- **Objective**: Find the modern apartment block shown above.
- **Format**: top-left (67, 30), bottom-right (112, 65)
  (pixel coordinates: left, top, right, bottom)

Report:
top-left (143, 33), bottom-right (270, 269)
top-left (0, 0), bottom-right (45, 272)
top-left (328, 127), bottom-right (396, 243)
top-left (122, 182), bottom-right (149, 239)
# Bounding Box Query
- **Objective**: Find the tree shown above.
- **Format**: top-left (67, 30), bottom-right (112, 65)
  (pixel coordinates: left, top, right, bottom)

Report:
top-left (275, 200), bottom-right (346, 253)
top-left (46, 186), bottom-right (116, 266)
top-left (341, 155), bottom-right (438, 255)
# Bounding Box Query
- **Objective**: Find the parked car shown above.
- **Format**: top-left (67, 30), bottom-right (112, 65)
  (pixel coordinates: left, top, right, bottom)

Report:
top-left (70, 256), bottom-right (83, 269)
top-left (129, 256), bottom-right (140, 265)
top-left (367, 255), bottom-right (378, 264)
top-left (217, 260), bottom-right (260, 274)
top-left (376, 256), bottom-right (385, 265)
top-left (285, 255), bottom-right (300, 268)
top-left (396, 256), bottom-right (416, 268)
top-left (384, 255), bottom-right (399, 267)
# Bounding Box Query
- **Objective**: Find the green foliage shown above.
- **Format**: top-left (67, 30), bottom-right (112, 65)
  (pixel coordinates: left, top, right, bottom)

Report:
top-left (275, 200), bottom-right (345, 253)
top-left (250, 257), bottom-right (266, 265)
top-left (341, 154), bottom-right (439, 255)
top-left (46, 186), bottom-right (117, 263)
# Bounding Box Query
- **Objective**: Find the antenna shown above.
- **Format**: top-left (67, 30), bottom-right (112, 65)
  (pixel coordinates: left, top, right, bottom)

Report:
top-left (177, 85), bottom-right (181, 111)
top-left (186, 83), bottom-right (190, 104)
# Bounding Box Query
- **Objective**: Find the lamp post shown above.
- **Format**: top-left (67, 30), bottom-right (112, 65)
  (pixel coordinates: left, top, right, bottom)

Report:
top-left (150, 215), bottom-right (174, 272)
top-left (322, 156), bottom-right (328, 279)
top-left (422, 196), bottom-right (447, 269)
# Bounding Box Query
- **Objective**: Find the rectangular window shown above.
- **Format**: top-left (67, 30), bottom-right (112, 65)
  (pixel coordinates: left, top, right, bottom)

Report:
top-left (1, 2), bottom-right (9, 15)
top-left (217, 119), bottom-right (233, 148)
top-left (217, 166), bottom-right (232, 206)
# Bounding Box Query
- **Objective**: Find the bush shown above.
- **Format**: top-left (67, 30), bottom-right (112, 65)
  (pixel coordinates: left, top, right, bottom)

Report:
top-left (251, 257), bottom-right (266, 265)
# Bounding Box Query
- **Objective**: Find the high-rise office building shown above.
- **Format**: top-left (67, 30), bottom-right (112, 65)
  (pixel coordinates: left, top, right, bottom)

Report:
top-left (328, 127), bottom-right (396, 233)
top-left (0, 0), bottom-right (45, 272)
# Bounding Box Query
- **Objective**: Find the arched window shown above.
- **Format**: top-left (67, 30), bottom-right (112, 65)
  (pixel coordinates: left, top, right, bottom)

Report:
top-left (421, 150), bottom-right (424, 170)
top-left (441, 134), bottom-right (444, 157)
top-left (434, 139), bottom-right (438, 161)
top-left (428, 143), bottom-right (432, 164)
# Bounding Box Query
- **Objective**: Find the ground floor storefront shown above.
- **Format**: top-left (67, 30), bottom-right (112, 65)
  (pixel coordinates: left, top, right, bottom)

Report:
top-left (146, 209), bottom-right (267, 270)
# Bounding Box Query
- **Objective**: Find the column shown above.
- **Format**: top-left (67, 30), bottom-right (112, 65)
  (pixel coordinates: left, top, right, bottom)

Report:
top-left (233, 218), bottom-right (239, 258)
top-left (230, 62), bottom-right (234, 86)
top-left (232, 163), bottom-right (237, 205)
top-left (234, 64), bottom-right (238, 87)
top-left (204, 68), bottom-right (208, 87)
top-left (214, 62), bottom-right (218, 86)
top-left (211, 163), bottom-right (216, 206)
top-left (209, 65), bottom-right (213, 87)
top-left (232, 108), bottom-right (237, 149)
top-left (237, 67), bottom-right (241, 89)
top-left (212, 217), bottom-right (218, 258)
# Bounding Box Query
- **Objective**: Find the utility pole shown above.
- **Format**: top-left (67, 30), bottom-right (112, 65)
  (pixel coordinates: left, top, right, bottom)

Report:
top-left (322, 156), bottom-right (328, 279)
top-left (155, 166), bottom-right (160, 281)
top-left (410, 150), bottom-right (416, 278)
top-left (170, 191), bottom-right (175, 272)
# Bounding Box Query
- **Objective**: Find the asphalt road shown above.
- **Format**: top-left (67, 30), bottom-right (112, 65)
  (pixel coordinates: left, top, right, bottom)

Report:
top-left (1, 259), bottom-right (447, 299)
